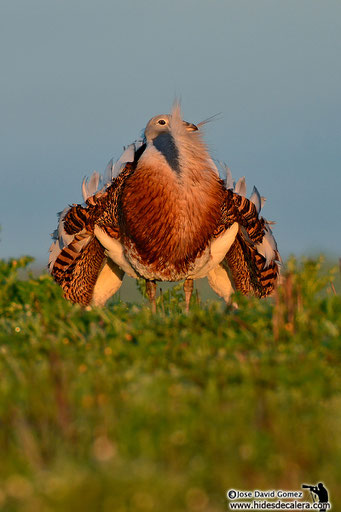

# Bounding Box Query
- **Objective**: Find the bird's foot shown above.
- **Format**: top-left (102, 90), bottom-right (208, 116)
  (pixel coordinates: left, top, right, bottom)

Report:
top-left (146, 280), bottom-right (157, 313)
top-left (184, 279), bottom-right (194, 313)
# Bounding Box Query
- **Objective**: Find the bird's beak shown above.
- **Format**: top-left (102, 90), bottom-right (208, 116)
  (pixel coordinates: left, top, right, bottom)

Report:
top-left (183, 121), bottom-right (198, 132)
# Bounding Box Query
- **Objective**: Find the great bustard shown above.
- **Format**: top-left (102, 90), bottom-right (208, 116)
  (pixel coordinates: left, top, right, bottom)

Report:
top-left (49, 104), bottom-right (280, 311)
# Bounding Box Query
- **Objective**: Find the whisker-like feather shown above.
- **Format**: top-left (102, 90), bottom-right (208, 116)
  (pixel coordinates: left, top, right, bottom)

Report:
top-left (197, 113), bottom-right (222, 128)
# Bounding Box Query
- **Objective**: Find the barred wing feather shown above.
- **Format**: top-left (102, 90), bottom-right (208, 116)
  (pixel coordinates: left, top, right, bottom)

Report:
top-left (219, 170), bottom-right (281, 298)
top-left (48, 142), bottom-right (144, 305)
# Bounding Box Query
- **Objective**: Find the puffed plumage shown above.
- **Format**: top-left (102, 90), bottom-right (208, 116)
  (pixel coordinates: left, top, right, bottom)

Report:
top-left (49, 104), bottom-right (280, 308)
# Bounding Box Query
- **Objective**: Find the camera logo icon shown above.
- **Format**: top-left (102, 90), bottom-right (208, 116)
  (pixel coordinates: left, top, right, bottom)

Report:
top-left (228, 490), bottom-right (237, 500)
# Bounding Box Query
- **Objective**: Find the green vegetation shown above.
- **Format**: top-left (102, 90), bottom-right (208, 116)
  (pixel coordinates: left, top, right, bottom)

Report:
top-left (0, 256), bottom-right (340, 511)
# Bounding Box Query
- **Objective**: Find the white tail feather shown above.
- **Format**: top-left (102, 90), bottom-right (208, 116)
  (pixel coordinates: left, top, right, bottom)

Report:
top-left (234, 176), bottom-right (246, 196)
top-left (82, 171), bottom-right (101, 201)
top-left (48, 207), bottom-right (88, 271)
top-left (49, 140), bottom-right (144, 273)
top-left (225, 166), bottom-right (234, 189)
top-left (48, 239), bottom-right (61, 270)
top-left (112, 143), bottom-right (137, 178)
top-left (256, 224), bottom-right (279, 267)
top-left (57, 208), bottom-right (74, 246)
top-left (82, 140), bottom-right (143, 201)
top-left (249, 186), bottom-right (261, 213)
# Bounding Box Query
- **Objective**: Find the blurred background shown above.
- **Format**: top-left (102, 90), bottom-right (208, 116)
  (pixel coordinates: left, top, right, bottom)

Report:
top-left (1, 0), bottom-right (340, 266)
top-left (1, 5), bottom-right (340, 508)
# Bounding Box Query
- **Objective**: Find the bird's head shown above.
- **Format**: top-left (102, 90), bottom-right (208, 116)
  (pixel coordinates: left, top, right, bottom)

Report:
top-left (144, 113), bottom-right (198, 143)
top-left (142, 103), bottom-right (211, 176)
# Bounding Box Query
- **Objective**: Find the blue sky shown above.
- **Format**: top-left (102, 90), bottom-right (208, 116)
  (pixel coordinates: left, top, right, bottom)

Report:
top-left (1, 0), bottom-right (340, 262)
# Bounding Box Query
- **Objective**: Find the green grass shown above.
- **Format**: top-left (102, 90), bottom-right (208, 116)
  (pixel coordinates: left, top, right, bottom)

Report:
top-left (0, 256), bottom-right (340, 511)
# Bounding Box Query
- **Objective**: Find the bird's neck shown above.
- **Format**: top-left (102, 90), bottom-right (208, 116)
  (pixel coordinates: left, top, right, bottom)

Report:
top-left (141, 140), bottom-right (216, 185)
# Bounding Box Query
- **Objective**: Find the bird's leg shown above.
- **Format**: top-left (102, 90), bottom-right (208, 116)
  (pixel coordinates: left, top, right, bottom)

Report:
top-left (146, 280), bottom-right (157, 313)
top-left (184, 279), bottom-right (194, 313)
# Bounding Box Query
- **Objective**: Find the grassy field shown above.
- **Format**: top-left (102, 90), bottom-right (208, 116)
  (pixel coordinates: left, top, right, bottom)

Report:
top-left (0, 256), bottom-right (340, 511)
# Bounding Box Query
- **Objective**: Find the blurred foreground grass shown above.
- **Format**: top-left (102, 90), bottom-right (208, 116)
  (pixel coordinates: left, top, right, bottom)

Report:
top-left (0, 256), bottom-right (340, 511)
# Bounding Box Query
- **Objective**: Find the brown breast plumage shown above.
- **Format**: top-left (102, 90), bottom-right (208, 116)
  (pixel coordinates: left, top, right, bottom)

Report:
top-left (119, 158), bottom-right (225, 280)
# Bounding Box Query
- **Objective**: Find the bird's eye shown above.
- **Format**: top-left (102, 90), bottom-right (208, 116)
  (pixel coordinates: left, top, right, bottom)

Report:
top-left (158, 119), bottom-right (166, 125)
